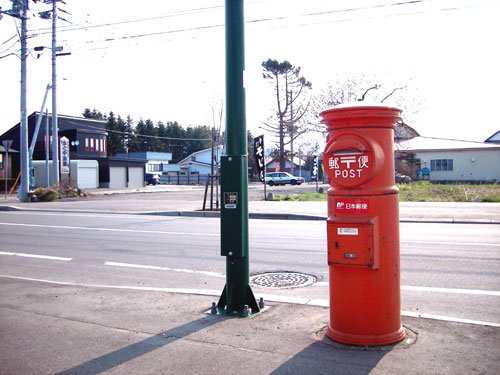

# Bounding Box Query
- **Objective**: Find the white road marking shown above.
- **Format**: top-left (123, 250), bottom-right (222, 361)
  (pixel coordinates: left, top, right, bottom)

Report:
top-left (0, 222), bottom-right (219, 237)
top-left (2, 247), bottom-right (498, 298)
top-left (400, 310), bottom-right (500, 327)
top-left (105, 261), bottom-right (225, 278)
top-left (315, 281), bottom-right (500, 297)
top-left (402, 240), bottom-right (500, 247)
top-left (3, 249), bottom-right (498, 298)
top-left (1, 274), bottom-right (499, 327)
top-left (401, 285), bottom-right (500, 296)
top-left (0, 251), bottom-right (72, 261)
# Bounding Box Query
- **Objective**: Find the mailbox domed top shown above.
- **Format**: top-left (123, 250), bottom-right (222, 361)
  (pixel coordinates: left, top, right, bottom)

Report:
top-left (320, 103), bottom-right (401, 131)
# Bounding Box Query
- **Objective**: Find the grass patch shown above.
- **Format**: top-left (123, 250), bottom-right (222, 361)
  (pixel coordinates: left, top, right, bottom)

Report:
top-left (274, 192), bottom-right (327, 201)
top-left (272, 192), bottom-right (327, 202)
top-left (271, 181), bottom-right (500, 202)
top-left (397, 181), bottom-right (500, 202)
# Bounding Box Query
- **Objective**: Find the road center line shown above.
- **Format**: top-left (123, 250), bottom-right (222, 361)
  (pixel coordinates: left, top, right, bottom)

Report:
top-left (1, 274), bottom-right (499, 328)
top-left (0, 251), bottom-right (72, 261)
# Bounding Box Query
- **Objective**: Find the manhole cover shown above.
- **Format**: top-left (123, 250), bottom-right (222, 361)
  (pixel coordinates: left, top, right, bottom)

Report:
top-left (250, 272), bottom-right (317, 289)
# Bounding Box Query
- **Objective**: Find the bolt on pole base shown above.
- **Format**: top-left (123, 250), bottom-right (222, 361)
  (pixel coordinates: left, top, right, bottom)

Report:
top-left (217, 284), bottom-right (260, 317)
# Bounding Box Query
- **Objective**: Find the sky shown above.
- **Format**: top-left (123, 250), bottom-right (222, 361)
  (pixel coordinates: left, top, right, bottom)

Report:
top-left (1, 0), bottom-right (499, 152)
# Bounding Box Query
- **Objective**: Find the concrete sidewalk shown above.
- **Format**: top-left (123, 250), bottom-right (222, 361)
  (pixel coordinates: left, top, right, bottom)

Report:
top-left (1, 276), bottom-right (499, 375)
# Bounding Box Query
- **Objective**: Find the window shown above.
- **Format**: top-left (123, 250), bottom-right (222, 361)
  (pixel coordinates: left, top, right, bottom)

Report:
top-left (90, 138), bottom-right (94, 152)
top-left (85, 138), bottom-right (89, 151)
top-left (430, 159), bottom-right (453, 171)
top-left (100, 139), bottom-right (104, 152)
top-left (148, 164), bottom-right (161, 172)
top-left (95, 138), bottom-right (100, 152)
top-left (104, 139), bottom-right (107, 153)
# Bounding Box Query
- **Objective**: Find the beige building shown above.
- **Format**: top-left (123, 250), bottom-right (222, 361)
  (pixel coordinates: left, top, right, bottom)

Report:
top-left (396, 136), bottom-right (500, 183)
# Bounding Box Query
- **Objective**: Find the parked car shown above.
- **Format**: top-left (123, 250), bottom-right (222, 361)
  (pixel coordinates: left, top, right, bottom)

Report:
top-left (395, 172), bottom-right (412, 183)
top-left (265, 172), bottom-right (305, 186)
top-left (146, 173), bottom-right (161, 185)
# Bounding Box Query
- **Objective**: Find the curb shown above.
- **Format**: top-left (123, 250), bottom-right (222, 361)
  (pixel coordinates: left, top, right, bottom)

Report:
top-left (1, 205), bottom-right (499, 224)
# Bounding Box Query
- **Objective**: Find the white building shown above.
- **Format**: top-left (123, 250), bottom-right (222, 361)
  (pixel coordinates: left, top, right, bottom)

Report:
top-left (396, 137), bottom-right (500, 183)
top-left (162, 146), bottom-right (223, 184)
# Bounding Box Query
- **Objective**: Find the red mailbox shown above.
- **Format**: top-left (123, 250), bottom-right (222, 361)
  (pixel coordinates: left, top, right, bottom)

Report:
top-left (321, 103), bottom-right (405, 346)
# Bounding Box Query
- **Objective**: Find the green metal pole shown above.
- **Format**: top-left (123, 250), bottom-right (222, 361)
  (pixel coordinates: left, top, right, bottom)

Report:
top-left (217, 0), bottom-right (259, 315)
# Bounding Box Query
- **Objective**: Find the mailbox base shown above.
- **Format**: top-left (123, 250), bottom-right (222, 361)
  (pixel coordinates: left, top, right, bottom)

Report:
top-left (326, 325), bottom-right (405, 346)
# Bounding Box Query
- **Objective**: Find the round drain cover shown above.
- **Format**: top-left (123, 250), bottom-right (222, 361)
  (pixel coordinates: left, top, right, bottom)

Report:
top-left (250, 272), bottom-right (317, 289)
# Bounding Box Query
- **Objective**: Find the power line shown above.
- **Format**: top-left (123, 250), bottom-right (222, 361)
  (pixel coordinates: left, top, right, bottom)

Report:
top-left (27, 4), bottom-right (226, 36)
top-left (43, 0), bottom-right (499, 53)
top-left (417, 136), bottom-right (492, 144)
top-left (0, 34), bottom-right (17, 47)
top-left (77, 122), bottom-right (211, 142)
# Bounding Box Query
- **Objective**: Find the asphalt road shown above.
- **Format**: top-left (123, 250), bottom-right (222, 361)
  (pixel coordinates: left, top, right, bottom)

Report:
top-left (1, 210), bottom-right (499, 325)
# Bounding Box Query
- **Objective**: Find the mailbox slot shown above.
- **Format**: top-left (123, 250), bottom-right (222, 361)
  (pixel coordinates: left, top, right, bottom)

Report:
top-left (327, 217), bottom-right (379, 269)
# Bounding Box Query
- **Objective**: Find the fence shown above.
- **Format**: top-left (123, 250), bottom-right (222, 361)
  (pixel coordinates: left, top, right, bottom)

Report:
top-left (160, 174), bottom-right (219, 185)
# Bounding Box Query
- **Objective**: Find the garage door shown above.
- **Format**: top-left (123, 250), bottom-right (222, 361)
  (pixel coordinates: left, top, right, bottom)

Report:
top-left (109, 167), bottom-right (127, 189)
top-left (128, 167), bottom-right (144, 188)
top-left (77, 167), bottom-right (98, 189)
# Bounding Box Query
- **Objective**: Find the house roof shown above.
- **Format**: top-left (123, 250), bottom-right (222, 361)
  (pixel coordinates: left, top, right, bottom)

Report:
top-left (396, 136), bottom-right (500, 152)
top-left (1, 111), bottom-right (107, 139)
top-left (485, 130), bottom-right (500, 143)
top-left (394, 121), bottom-right (420, 141)
top-left (265, 156), bottom-right (305, 167)
top-left (177, 145), bottom-right (223, 164)
top-left (178, 160), bottom-right (214, 168)
top-left (115, 151), bottom-right (172, 161)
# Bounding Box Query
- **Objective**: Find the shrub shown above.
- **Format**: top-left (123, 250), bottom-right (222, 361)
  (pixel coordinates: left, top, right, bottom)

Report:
top-left (34, 187), bottom-right (58, 202)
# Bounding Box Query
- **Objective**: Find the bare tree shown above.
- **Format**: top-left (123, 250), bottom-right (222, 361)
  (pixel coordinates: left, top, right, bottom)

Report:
top-left (307, 75), bottom-right (420, 135)
top-left (261, 59), bottom-right (312, 171)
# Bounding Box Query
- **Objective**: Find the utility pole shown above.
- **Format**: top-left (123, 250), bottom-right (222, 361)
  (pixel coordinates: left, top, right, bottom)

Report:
top-left (51, 0), bottom-right (59, 185)
top-left (19, 0), bottom-right (29, 202)
top-left (289, 90), bottom-right (294, 175)
top-left (0, 0), bottom-right (30, 201)
top-left (217, 0), bottom-right (259, 316)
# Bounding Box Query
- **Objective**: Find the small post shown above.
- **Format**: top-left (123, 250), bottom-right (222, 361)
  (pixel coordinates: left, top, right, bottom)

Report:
top-left (45, 109), bottom-right (50, 187)
top-left (3, 140), bottom-right (13, 200)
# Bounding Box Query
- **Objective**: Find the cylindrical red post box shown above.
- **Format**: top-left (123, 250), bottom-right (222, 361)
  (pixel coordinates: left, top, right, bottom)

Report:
top-left (321, 103), bottom-right (405, 346)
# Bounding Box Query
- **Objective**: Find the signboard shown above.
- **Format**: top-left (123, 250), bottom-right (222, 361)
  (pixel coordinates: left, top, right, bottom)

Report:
top-left (312, 154), bottom-right (319, 181)
top-left (253, 135), bottom-right (265, 182)
top-left (2, 140), bottom-right (13, 152)
top-left (60, 136), bottom-right (70, 174)
top-left (224, 192), bottom-right (238, 209)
